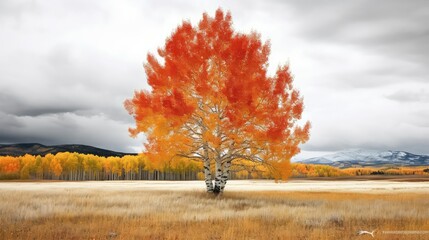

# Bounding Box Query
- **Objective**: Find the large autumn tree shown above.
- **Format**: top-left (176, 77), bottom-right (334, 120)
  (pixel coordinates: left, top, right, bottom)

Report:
top-left (125, 9), bottom-right (310, 193)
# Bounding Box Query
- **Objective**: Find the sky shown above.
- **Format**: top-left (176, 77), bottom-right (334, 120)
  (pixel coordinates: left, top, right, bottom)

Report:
top-left (0, 0), bottom-right (428, 158)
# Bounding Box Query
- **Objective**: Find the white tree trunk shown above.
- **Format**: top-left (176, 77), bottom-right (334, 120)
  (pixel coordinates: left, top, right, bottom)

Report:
top-left (219, 161), bottom-right (231, 192)
top-left (204, 159), bottom-right (214, 192)
top-left (213, 160), bottom-right (222, 194)
top-left (203, 143), bottom-right (214, 192)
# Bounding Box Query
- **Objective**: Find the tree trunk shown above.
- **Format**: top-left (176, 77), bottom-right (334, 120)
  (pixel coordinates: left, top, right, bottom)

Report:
top-left (203, 143), bottom-right (214, 192)
top-left (219, 161), bottom-right (231, 192)
top-left (213, 160), bottom-right (222, 194)
top-left (204, 159), bottom-right (214, 192)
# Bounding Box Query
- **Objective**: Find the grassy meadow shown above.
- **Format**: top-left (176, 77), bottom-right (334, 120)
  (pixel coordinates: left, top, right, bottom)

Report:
top-left (1, 183), bottom-right (429, 240)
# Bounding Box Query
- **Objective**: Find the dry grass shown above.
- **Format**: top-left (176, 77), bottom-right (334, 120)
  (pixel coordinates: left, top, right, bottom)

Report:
top-left (1, 187), bottom-right (429, 239)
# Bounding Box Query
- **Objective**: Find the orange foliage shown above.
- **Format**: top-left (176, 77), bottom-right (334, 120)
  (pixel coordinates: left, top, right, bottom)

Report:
top-left (20, 154), bottom-right (36, 179)
top-left (1, 153), bottom-right (429, 180)
top-left (292, 164), bottom-right (429, 177)
top-left (0, 156), bottom-right (20, 174)
top-left (291, 163), bottom-right (347, 177)
top-left (50, 157), bottom-right (63, 177)
top-left (0, 153), bottom-right (194, 180)
top-left (124, 8), bottom-right (310, 181)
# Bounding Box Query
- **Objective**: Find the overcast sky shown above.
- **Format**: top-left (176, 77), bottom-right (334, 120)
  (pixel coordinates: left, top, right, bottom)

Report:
top-left (1, 0), bottom-right (428, 158)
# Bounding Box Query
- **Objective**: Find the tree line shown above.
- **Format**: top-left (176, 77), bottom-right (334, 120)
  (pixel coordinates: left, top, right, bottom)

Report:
top-left (1, 153), bottom-right (427, 181)
top-left (0, 152), bottom-right (273, 181)
top-left (0, 153), bottom-right (202, 181)
top-left (291, 163), bottom-right (429, 177)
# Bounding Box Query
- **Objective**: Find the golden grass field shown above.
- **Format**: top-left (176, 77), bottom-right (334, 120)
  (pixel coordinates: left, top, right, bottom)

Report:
top-left (1, 180), bottom-right (428, 240)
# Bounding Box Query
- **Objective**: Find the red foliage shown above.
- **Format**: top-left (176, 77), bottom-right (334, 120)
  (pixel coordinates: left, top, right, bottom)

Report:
top-left (125, 8), bottom-right (310, 180)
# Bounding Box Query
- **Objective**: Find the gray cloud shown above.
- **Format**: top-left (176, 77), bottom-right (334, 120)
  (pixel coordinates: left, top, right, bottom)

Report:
top-left (0, 91), bottom-right (88, 117)
top-left (411, 111), bottom-right (429, 128)
top-left (0, 0), bottom-right (39, 19)
top-left (386, 89), bottom-right (428, 103)
top-left (284, 0), bottom-right (429, 89)
top-left (0, 112), bottom-right (143, 152)
top-left (289, 0), bottom-right (429, 51)
top-left (0, 0), bottom-right (428, 156)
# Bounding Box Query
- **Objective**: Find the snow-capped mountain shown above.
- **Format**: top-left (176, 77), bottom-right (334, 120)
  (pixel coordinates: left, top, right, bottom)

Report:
top-left (299, 149), bottom-right (429, 168)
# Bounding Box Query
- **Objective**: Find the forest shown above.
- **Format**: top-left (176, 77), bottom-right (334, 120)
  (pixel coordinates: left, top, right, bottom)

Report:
top-left (1, 152), bottom-right (428, 181)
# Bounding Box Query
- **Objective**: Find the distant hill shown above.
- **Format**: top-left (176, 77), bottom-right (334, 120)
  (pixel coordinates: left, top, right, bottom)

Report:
top-left (299, 149), bottom-right (429, 168)
top-left (0, 143), bottom-right (136, 157)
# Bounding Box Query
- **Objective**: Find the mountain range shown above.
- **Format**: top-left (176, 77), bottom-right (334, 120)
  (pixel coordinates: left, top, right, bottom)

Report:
top-left (298, 149), bottom-right (429, 168)
top-left (0, 143), bottom-right (135, 157)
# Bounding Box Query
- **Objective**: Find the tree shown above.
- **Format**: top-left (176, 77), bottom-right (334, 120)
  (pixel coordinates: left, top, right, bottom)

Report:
top-left (0, 156), bottom-right (20, 179)
top-left (20, 154), bottom-right (36, 179)
top-left (123, 155), bottom-right (139, 180)
top-left (50, 156), bottom-right (63, 178)
top-left (125, 9), bottom-right (310, 194)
